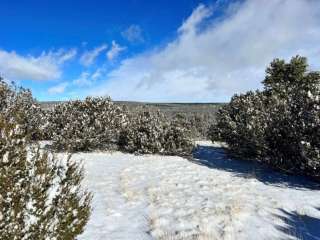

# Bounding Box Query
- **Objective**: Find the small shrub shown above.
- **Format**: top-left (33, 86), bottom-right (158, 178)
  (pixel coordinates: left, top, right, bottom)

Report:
top-left (165, 115), bottom-right (195, 155)
top-left (173, 113), bottom-right (215, 140)
top-left (119, 108), bottom-right (193, 155)
top-left (47, 97), bottom-right (128, 152)
top-left (210, 56), bottom-right (320, 178)
top-left (209, 91), bottom-right (268, 158)
top-left (0, 118), bottom-right (92, 240)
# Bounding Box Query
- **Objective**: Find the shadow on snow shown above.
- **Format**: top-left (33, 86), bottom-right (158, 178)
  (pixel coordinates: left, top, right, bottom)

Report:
top-left (274, 209), bottom-right (320, 240)
top-left (192, 145), bottom-right (320, 190)
top-left (191, 145), bottom-right (320, 239)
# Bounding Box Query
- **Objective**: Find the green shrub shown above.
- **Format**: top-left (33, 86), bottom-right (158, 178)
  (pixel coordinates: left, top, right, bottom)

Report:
top-left (173, 113), bottom-right (215, 140)
top-left (0, 118), bottom-right (92, 240)
top-left (119, 108), bottom-right (193, 155)
top-left (210, 56), bottom-right (320, 178)
top-left (0, 78), bottom-right (46, 140)
top-left (209, 91), bottom-right (269, 158)
top-left (47, 97), bottom-right (128, 152)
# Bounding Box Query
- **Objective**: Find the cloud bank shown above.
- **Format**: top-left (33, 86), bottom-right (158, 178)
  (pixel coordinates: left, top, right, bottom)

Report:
top-left (92, 0), bottom-right (320, 102)
top-left (0, 48), bottom-right (76, 81)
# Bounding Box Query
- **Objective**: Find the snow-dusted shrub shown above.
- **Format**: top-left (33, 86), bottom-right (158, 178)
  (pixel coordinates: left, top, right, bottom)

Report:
top-left (47, 97), bottom-right (128, 152)
top-left (175, 113), bottom-right (217, 140)
top-left (262, 56), bottom-right (320, 176)
top-left (209, 91), bottom-right (268, 158)
top-left (119, 108), bottom-right (193, 155)
top-left (0, 78), bottom-right (47, 140)
top-left (210, 56), bottom-right (320, 178)
top-left (188, 114), bottom-right (212, 139)
top-left (164, 115), bottom-right (194, 155)
top-left (0, 118), bottom-right (91, 240)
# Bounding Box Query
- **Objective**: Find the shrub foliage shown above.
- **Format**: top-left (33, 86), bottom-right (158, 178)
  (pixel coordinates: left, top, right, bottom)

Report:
top-left (45, 99), bottom-right (194, 155)
top-left (0, 77), bottom-right (91, 239)
top-left (210, 56), bottom-right (320, 178)
top-left (119, 109), bottom-right (193, 155)
top-left (0, 78), bottom-right (46, 140)
top-left (47, 97), bottom-right (128, 152)
top-left (0, 118), bottom-right (92, 240)
top-left (1, 75), bottom-right (194, 156)
top-left (171, 113), bottom-right (215, 140)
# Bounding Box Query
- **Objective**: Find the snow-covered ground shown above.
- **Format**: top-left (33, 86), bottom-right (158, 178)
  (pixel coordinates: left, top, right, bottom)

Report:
top-left (68, 142), bottom-right (320, 240)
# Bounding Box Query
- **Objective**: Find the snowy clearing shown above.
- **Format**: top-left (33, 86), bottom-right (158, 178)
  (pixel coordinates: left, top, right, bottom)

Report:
top-left (67, 142), bottom-right (320, 240)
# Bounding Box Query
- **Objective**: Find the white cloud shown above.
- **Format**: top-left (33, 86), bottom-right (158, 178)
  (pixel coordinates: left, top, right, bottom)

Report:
top-left (90, 0), bottom-right (320, 102)
top-left (0, 48), bottom-right (76, 81)
top-left (91, 67), bottom-right (105, 80)
top-left (106, 41), bottom-right (126, 61)
top-left (122, 25), bottom-right (144, 43)
top-left (73, 72), bottom-right (93, 87)
top-left (80, 44), bottom-right (108, 66)
top-left (178, 4), bottom-right (212, 35)
top-left (56, 48), bottom-right (77, 64)
top-left (72, 67), bottom-right (106, 88)
top-left (48, 82), bottom-right (69, 94)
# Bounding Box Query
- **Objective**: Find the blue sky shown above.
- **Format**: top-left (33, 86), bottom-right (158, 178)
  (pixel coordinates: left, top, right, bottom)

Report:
top-left (1, 0), bottom-right (320, 102)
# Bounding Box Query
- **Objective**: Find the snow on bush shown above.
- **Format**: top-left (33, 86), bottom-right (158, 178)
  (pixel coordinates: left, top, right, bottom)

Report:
top-left (209, 91), bottom-right (268, 158)
top-left (0, 78), bottom-right (47, 140)
top-left (46, 98), bottom-right (193, 155)
top-left (119, 108), bottom-right (193, 155)
top-left (0, 76), bottom-right (194, 156)
top-left (47, 97), bottom-right (128, 152)
top-left (210, 56), bottom-right (320, 178)
top-left (173, 113), bottom-right (216, 140)
top-left (0, 118), bottom-right (92, 240)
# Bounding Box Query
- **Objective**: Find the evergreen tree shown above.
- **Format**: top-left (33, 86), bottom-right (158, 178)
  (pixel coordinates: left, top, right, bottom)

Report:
top-left (210, 56), bottom-right (320, 178)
